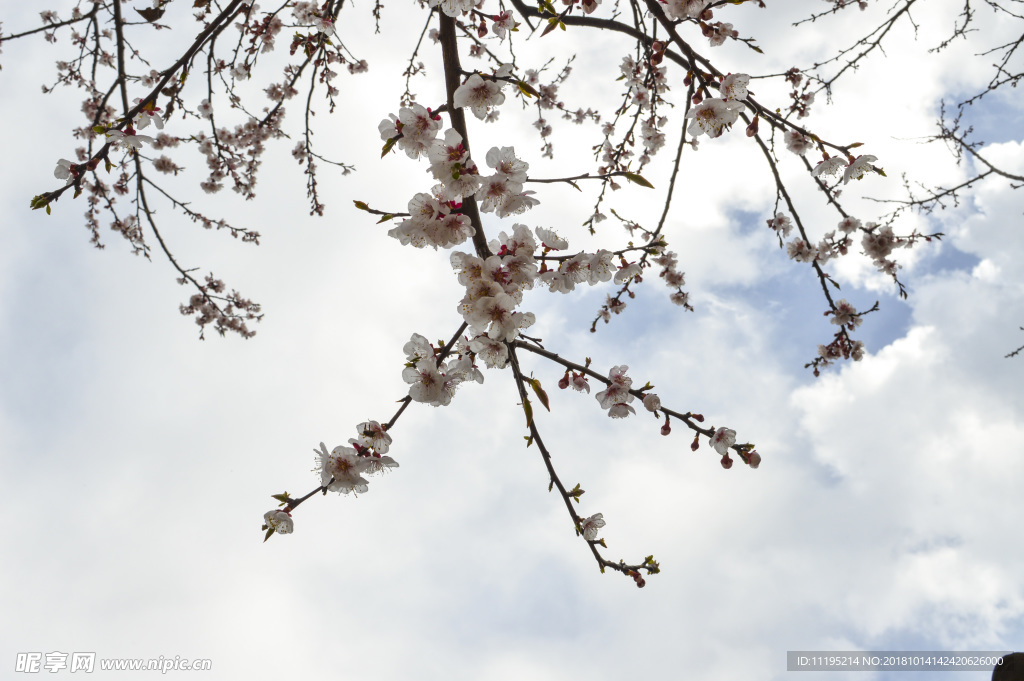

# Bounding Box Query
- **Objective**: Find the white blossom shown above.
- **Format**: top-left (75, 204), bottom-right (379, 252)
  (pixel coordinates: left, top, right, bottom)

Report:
top-left (354, 420), bottom-right (393, 454)
top-left (768, 213), bottom-right (794, 237)
top-left (580, 513), bottom-right (606, 540)
top-left (263, 510), bottom-right (294, 534)
top-left (315, 442), bottom-right (371, 494)
top-left (535, 227), bottom-right (568, 250)
top-left (685, 98), bottom-right (744, 138)
top-left (831, 299), bottom-right (862, 328)
top-left (485, 146), bottom-right (528, 183)
top-left (106, 128), bottom-right (156, 150)
top-left (719, 73), bottom-right (750, 101)
top-left (784, 130), bottom-right (813, 155)
top-left (811, 155), bottom-right (848, 179)
top-left (454, 74), bottom-right (505, 120)
top-left (709, 427), bottom-right (736, 455)
top-left (53, 159), bottom-right (75, 182)
top-left (842, 154), bottom-right (878, 184)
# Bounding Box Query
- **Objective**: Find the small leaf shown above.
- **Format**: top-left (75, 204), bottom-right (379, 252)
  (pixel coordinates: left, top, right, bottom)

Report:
top-left (353, 200), bottom-right (369, 211)
top-left (623, 172), bottom-right (654, 189)
top-left (92, 125), bottom-right (107, 134)
top-left (263, 528), bottom-right (275, 543)
top-left (875, 167), bottom-right (887, 178)
top-left (46, 204), bottom-right (51, 215)
top-left (541, 18), bottom-right (558, 37)
top-left (376, 214), bottom-right (395, 224)
top-left (135, 6), bottom-right (166, 22)
top-left (526, 377), bottom-right (550, 411)
top-left (30, 195), bottom-right (50, 211)
top-left (381, 136), bottom-right (397, 157)
top-left (271, 493), bottom-right (290, 503)
top-left (848, 142), bottom-right (863, 149)
top-left (517, 81), bottom-right (540, 98)
top-left (522, 395), bottom-right (534, 428)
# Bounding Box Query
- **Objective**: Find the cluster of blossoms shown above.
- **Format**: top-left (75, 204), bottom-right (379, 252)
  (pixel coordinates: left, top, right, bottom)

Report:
top-left (784, 129), bottom-right (814, 155)
top-left (767, 212), bottom-right (849, 268)
top-left (291, 1), bottom-right (337, 35)
top-left (703, 21), bottom-right (739, 47)
top-left (663, 0), bottom-right (710, 21)
top-left (262, 421), bottom-right (398, 538)
top-left (708, 427), bottom-right (759, 469)
top-left (594, 365), bottom-right (636, 418)
top-left (586, 366), bottom-right (659, 421)
top-left (402, 333), bottom-right (483, 406)
top-left (686, 73), bottom-right (749, 139)
top-left (816, 332), bottom-right (866, 371)
top-left (619, 55), bottom-right (668, 113)
top-left (189, 109), bottom-right (285, 197)
top-left (641, 116), bottom-right (669, 164)
top-left (428, 0), bottom-right (481, 18)
top-left (860, 222), bottom-right (906, 276)
top-left (378, 72), bottom-right (670, 401)
top-left (651, 250), bottom-right (691, 308)
top-left (451, 227), bottom-right (540, 347)
top-left (315, 421), bottom-right (399, 494)
top-left (811, 153), bottom-right (879, 185)
top-left (830, 298), bottom-right (862, 330)
top-left (770, 210), bottom-right (904, 278)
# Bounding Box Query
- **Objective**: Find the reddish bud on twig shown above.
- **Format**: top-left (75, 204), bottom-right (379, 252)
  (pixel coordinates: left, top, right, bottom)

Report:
top-left (720, 455), bottom-right (733, 469)
top-left (746, 116), bottom-right (759, 137)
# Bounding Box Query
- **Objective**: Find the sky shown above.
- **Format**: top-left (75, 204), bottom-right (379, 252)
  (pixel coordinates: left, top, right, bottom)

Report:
top-left (1, 0), bottom-right (1023, 679)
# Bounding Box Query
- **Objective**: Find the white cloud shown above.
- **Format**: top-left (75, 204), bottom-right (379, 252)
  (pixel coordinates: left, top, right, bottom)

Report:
top-left (2, 1), bottom-right (1022, 679)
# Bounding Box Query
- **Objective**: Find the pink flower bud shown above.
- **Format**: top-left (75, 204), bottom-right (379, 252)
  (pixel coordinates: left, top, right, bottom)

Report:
top-left (748, 451), bottom-right (761, 469)
top-left (661, 422), bottom-right (671, 436)
top-left (720, 455), bottom-right (733, 469)
top-left (746, 116), bottom-right (759, 137)
top-left (558, 374), bottom-right (570, 390)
